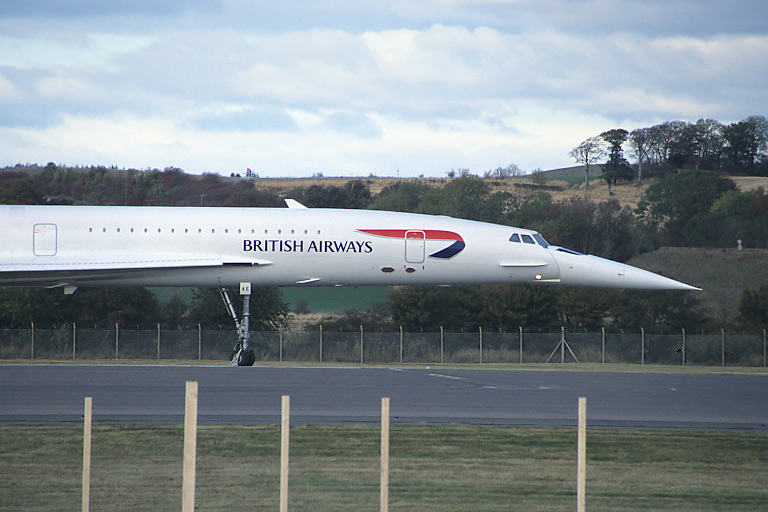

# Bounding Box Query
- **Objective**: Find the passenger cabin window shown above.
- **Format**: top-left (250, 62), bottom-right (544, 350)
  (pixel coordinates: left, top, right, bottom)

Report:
top-left (509, 233), bottom-right (520, 243)
top-left (521, 234), bottom-right (535, 244)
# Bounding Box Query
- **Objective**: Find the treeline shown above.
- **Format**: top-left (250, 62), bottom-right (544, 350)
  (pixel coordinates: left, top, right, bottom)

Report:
top-left (0, 287), bottom-right (290, 332)
top-left (0, 164), bottom-right (284, 207)
top-left (1, 160), bottom-right (767, 333)
top-left (571, 115), bottom-right (768, 186)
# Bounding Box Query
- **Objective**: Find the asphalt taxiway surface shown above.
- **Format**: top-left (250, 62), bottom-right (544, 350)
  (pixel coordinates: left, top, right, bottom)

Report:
top-left (1, 365), bottom-right (766, 429)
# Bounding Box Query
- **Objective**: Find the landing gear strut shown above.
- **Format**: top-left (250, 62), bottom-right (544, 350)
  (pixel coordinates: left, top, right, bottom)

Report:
top-left (220, 284), bottom-right (255, 366)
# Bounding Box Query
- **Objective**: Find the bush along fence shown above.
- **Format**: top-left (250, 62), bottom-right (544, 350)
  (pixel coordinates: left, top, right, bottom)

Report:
top-left (1, 323), bottom-right (767, 367)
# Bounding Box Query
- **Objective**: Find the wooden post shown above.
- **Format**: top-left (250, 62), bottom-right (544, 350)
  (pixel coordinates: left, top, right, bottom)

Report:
top-left (73, 323), bottom-right (77, 361)
top-left (115, 323), bottom-right (119, 360)
top-left (764, 329), bottom-right (767, 368)
top-left (641, 328), bottom-right (645, 365)
top-left (399, 326), bottom-right (403, 364)
top-left (380, 397), bottom-right (390, 512)
top-left (280, 395), bottom-right (290, 512)
top-left (479, 326), bottom-right (483, 364)
top-left (31, 321), bottom-right (34, 360)
top-left (81, 397), bottom-right (92, 512)
top-left (280, 331), bottom-right (284, 362)
top-left (157, 323), bottom-right (161, 360)
top-left (577, 397), bottom-right (587, 512)
top-left (519, 326), bottom-right (523, 364)
top-left (198, 324), bottom-right (202, 361)
top-left (182, 381), bottom-right (198, 512)
top-left (360, 325), bottom-right (364, 364)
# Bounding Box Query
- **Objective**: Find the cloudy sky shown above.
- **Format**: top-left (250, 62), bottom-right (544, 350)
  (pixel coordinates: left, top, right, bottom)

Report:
top-left (1, 1), bottom-right (766, 177)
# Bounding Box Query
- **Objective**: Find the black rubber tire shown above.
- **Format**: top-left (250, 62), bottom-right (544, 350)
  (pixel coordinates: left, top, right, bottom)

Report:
top-left (234, 348), bottom-right (256, 366)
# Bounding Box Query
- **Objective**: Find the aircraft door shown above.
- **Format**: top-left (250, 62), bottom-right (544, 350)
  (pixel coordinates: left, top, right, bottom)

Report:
top-left (404, 230), bottom-right (425, 263)
top-left (33, 223), bottom-right (57, 256)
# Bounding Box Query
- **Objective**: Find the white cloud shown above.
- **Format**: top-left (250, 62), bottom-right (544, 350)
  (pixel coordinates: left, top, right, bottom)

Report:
top-left (35, 77), bottom-right (106, 102)
top-left (0, 1), bottom-right (766, 176)
top-left (0, 72), bottom-right (22, 100)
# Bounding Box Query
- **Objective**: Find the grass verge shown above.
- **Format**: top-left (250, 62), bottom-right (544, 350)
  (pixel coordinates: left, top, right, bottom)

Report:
top-left (0, 424), bottom-right (766, 511)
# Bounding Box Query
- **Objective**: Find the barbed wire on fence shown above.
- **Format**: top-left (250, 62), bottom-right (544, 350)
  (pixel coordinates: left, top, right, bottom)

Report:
top-left (2, 324), bottom-right (766, 367)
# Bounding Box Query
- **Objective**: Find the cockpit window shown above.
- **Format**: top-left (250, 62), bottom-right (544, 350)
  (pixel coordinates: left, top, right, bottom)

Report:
top-left (509, 233), bottom-right (521, 243)
top-left (532, 233), bottom-right (550, 248)
top-left (521, 234), bottom-right (535, 244)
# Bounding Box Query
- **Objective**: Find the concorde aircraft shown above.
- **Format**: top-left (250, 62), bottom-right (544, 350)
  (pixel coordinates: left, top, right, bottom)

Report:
top-left (0, 201), bottom-right (698, 365)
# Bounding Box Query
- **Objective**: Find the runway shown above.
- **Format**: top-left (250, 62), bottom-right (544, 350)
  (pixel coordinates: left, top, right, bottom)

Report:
top-left (1, 365), bottom-right (766, 429)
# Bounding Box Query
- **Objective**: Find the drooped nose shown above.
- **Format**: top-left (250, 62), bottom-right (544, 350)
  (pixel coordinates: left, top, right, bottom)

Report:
top-left (550, 249), bottom-right (700, 290)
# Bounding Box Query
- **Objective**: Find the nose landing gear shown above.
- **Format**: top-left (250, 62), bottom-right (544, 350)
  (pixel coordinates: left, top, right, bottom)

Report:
top-left (219, 284), bottom-right (256, 367)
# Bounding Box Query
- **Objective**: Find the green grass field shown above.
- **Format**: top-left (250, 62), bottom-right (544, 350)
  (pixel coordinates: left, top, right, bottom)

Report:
top-left (1, 424), bottom-right (765, 511)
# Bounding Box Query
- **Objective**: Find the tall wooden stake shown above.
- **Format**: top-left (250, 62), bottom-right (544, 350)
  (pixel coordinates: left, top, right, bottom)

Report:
top-left (81, 397), bottom-right (92, 512)
top-left (281, 395), bottom-right (290, 512)
top-left (380, 397), bottom-right (390, 512)
top-left (577, 397), bottom-right (587, 512)
top-left (182, 381), bottom-right (198, 512)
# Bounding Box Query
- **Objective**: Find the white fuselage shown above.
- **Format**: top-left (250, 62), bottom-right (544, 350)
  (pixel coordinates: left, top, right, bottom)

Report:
top-left (0, 205), bottom-right (697, 291)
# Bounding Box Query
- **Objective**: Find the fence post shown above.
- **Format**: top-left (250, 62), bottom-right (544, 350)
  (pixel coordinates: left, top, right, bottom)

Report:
top-left (280, 331), bottom-right (284, 362)
top-left (681, 328), bottom-right (686, 367)
top-left (601, 327), bottom-right (605, 364)
top-left (360, 325), bottom-right (364, 364)
top-left (519, 326), bottom-right (523, 364)
top-left (399, 326), bottom-right (403, 364)
top-left (440, 326), bottom-right (444, 364)
top-left (115, 323), bottom-right (119, 360)
top-left (198, 324), bottom-right (202, 361)
top-left (319, 325), bottom-right (323, 363)
top-left (30, 321), bottom-right (34, 360)
top-left (641, 328), bottom-right (645, 365)
top-left (763, 329), bottom-right (766, 368)
top-left (380, 397), bottom-right (390, 512)
top-left (73, 323), bottom-right (77, 361)
top-left (82, 396), bottom-right (92, 512)
top-left (157, 323), bottom-right (161, 360)
top-left (479, 326), bottom-right (483, 364)
top-left (561, 327), bottom-right (565, 364)
top-left (721, 328), bottom-right (725, 367)
top-left (280, 395), bottom-right (290, 512)
top-left (577, 397), bottom-right (587, 512)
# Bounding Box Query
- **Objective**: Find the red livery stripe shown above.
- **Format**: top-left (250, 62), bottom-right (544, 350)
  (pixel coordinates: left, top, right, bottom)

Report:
top-left (356, 229), bottom-right (464, 242)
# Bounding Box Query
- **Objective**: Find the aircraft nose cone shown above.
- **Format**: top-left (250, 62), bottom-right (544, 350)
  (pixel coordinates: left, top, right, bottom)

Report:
top-left (551, 249), bottom-right (700, 290)
top-left (619, 263), bottom-right (701, 290)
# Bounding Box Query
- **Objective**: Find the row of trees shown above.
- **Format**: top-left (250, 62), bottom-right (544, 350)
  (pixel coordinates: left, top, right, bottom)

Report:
top-left (571, 116), bottom-right (768, 187)
top-left (0, 286), bottom-right (290, 331)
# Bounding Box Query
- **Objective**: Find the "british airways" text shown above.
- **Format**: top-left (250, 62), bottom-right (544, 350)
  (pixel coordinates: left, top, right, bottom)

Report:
top-left (243, 239), bottom-right (373, 253)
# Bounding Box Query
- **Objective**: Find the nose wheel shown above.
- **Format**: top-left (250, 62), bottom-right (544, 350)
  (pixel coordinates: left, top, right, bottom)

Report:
top-left (231, 345), bottom-right (256, 366)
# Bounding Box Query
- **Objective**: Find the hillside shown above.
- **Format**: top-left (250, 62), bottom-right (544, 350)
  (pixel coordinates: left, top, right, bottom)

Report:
top-left (234, 171), bottom-right (768, 211)
top-left (629, 247), bottom-right (768, 325)
top-left (6, 164), bottom-right (767, 213)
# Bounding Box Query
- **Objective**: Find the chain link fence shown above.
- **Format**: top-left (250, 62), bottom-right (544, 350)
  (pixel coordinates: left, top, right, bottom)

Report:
top-left (1, 325), bottom-right (766, 367)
